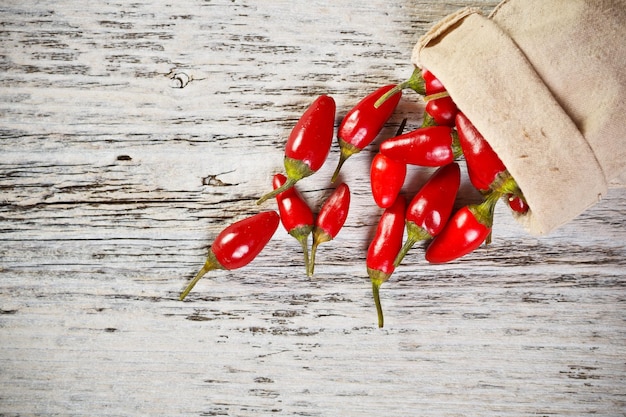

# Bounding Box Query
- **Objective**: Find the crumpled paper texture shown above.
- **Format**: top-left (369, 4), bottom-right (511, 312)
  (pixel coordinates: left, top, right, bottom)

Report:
top-left (412, 0), bottom-right (625, 235)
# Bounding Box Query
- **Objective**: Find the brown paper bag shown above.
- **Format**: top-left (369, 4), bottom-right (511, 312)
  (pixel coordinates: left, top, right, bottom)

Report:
top-left (412, 0), bottom-right (626, 235)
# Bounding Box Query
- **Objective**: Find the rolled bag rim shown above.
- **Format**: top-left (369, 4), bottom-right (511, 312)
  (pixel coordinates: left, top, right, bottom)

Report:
top-left (411, 6), bottom-right (608, 235)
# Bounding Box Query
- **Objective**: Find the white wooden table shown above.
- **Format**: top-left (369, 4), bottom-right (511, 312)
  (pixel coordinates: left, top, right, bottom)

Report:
top-left (1, 1), bottom-right (625, 416)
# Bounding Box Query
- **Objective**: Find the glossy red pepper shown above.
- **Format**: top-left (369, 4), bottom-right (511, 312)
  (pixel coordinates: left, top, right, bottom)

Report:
top-left (425, 192), bottom-right (499, 264)
top-left (308, 183), bottom-right (351, 276)
top-left (180, 210), bottom-right (280, 300)
top-left (422, 69), bottom-right (446, 95)
top-left (394, 162), bottom-right (461, 266)
top-left (422, 95), bottom-right (458, 127)
top-left (506, 193), bottom-right (529, 214)
top-left (455, 111), bottom-right (508, 192)
top-left (367, 196), bottom-right (406, 328)
top-left (331, 85), bottom-right (401, 182)
top-left (273, 173), bottom-right (314, 272)
top-left (370, 153), bottom-right (406, 208)
top-left (257, 95), bottom-right (336, 204)
top-left (379, 126), bottom-right (462, 167)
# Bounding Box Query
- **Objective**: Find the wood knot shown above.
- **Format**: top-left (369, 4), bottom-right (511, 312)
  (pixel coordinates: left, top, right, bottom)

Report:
top-left (166, 70), bottom-right (192, 88)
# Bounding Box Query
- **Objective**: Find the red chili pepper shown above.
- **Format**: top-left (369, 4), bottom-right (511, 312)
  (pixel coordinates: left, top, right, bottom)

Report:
top-left (379, 126), bottom-right (462, 167)
top-left (394, 162), bottom-right (461, 266)
top-left (370, 153), bottom-right (406, 209)
top-left (422, 69), bottom-right (446, 95)
top-left (273, 173), bottom-right (314, 272)
top-left (455, 111), bottom-right (508, 192)
top-left (422, 95), bottom-right (458, 127)
top-left (257, 95), bottom-right (336, 204)
top-left (308, 183), bottom-right (351, 276)
top-left (367, 196), bottom-right (406, 328)
top-left (180, 210), bottom-right (280, 300)
top-left (506, 193), bottom-right (529, 214)
top-left (331, 85), bottom-right (401, 182)
top-left (425, 192), bottom-right (499, 264)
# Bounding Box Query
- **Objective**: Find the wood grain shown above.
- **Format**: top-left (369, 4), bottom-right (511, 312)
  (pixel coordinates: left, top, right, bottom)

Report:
top-left (1, 1), bottom-right (625, 416)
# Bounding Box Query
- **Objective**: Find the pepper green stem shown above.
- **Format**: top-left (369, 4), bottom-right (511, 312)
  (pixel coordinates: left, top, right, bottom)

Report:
top-left (331, 139), bottom-right (361, 183)
top-left (179, 250), bottom-right (224, 301)
top-left (393, 221), bottom-right (432, 267)
top-left (308, 228), bottom-right (332, 276)
top-left (468, 191), bottom-right (501, 246)
top-left (450, 130), bottom-right (463, 159)
top-left (257, 157), bottom-right (314, 204)
top-left (423, 91), bottom-right (450, 101)
top-left (368, 268), bottom-right (391, 328)
top-left (491, 171), bottom-right (522, 196)
top-left (374, 67), bottom-right (425, 108)
top-left (421, 112), bottom-right (437, 127)
top-left (289, 225), bottom-right (312, 275)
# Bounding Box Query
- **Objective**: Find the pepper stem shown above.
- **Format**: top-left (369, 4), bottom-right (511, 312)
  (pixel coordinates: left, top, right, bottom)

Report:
top-left (298, 236), bottom-right (310, 275)
top-left (372, 280), bottom-right (384, 328)
top-left (423, 91), bottom-right (450, 102)
top-left (308, 228), bottom-right (332, 276)
top-left (368, 267), bottom-right (391, 328)
top-left (331, 139), bottom-right (361, 183)
top-left (394, 221), bottom-right (432, 267)
top-left (257, 157), bottom-right (314, 205)
top-left (289, 227), bottom-right (312, 275)
top-left (451, 130), bottom-right (463, 159)
top-left (179, 250), bottom-right (223, 300)
top-left (394, 237), bottom-right (416, 268)
top-left (256, 177), bottom-right (297, 205)
top-left (374, 67), bottom-right (425, 108)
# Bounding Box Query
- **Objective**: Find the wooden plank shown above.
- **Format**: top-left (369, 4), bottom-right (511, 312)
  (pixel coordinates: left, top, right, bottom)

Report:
top-left (1, 1), bottom-right (625, 416)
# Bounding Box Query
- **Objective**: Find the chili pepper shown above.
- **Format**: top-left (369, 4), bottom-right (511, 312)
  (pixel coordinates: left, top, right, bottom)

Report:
top-left (506, 193), bottom-right (529, 214)
top-left (308, 183), bottom-right (351, 276)
top-left (454, 111), bottom-right (510, 192)
top-left (273, 173), bottom-right (314, 273)
top-left (374, 67), bottom-right (446, 107)
top-left (424, 192), bottom-right (500, 264)
top-left (331, 85), bottom-right (401, 182)
top-left (422, 69), bottom-right (447, 95)
top-left (370, 153), bottom-right (407, 209)
top-left (422, 95), bottom-right (458, 127)
top-left (379, 125), bottom-right (462, 167)
top-left (394, 162), bottom-right (461, 267)
top-left (179, 210), bottom-right (280, 300)
top-left (367, 196), bottom-right (406, 328)
top-left (257, 95), bottom-right (336, 204)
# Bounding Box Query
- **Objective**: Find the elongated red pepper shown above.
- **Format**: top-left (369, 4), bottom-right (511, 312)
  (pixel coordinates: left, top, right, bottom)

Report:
top-left (455, 111), bottom-right (509, 192)
top-left (456, 112), bottom-right (528, 218)
top-left (394, 162), bottom-right (461, 266)
top-left (425, 192), bottom-right (499, 264)
top-left (257, 95), bottom-right (336, 204)
top-left (308, 183), bottom-right (350, 276)
top-left (180, 210), bottom-right (280, 300)
top-left (379, 126), bottom-right (462, 167)
top-left (367, 196), bottom-right (406, 328)
top-left (331, 85), bottom-right (401, 182)
top-left (273, 173), bottom-right (314, 273)
top-left (370, 153), bottom-right (406, 209)
top-left (422, 95), bottom-right (458, 127)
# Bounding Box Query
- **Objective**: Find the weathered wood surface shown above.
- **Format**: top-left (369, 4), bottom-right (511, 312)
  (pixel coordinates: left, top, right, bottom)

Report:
top-left (1, 1), bottom-right (625, 416)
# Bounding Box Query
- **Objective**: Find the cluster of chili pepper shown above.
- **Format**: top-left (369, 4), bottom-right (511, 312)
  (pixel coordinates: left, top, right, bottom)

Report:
top-left (180, 67), bottom-right (528, 329)
top-left (181, 85), bottom-right (398, 300)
